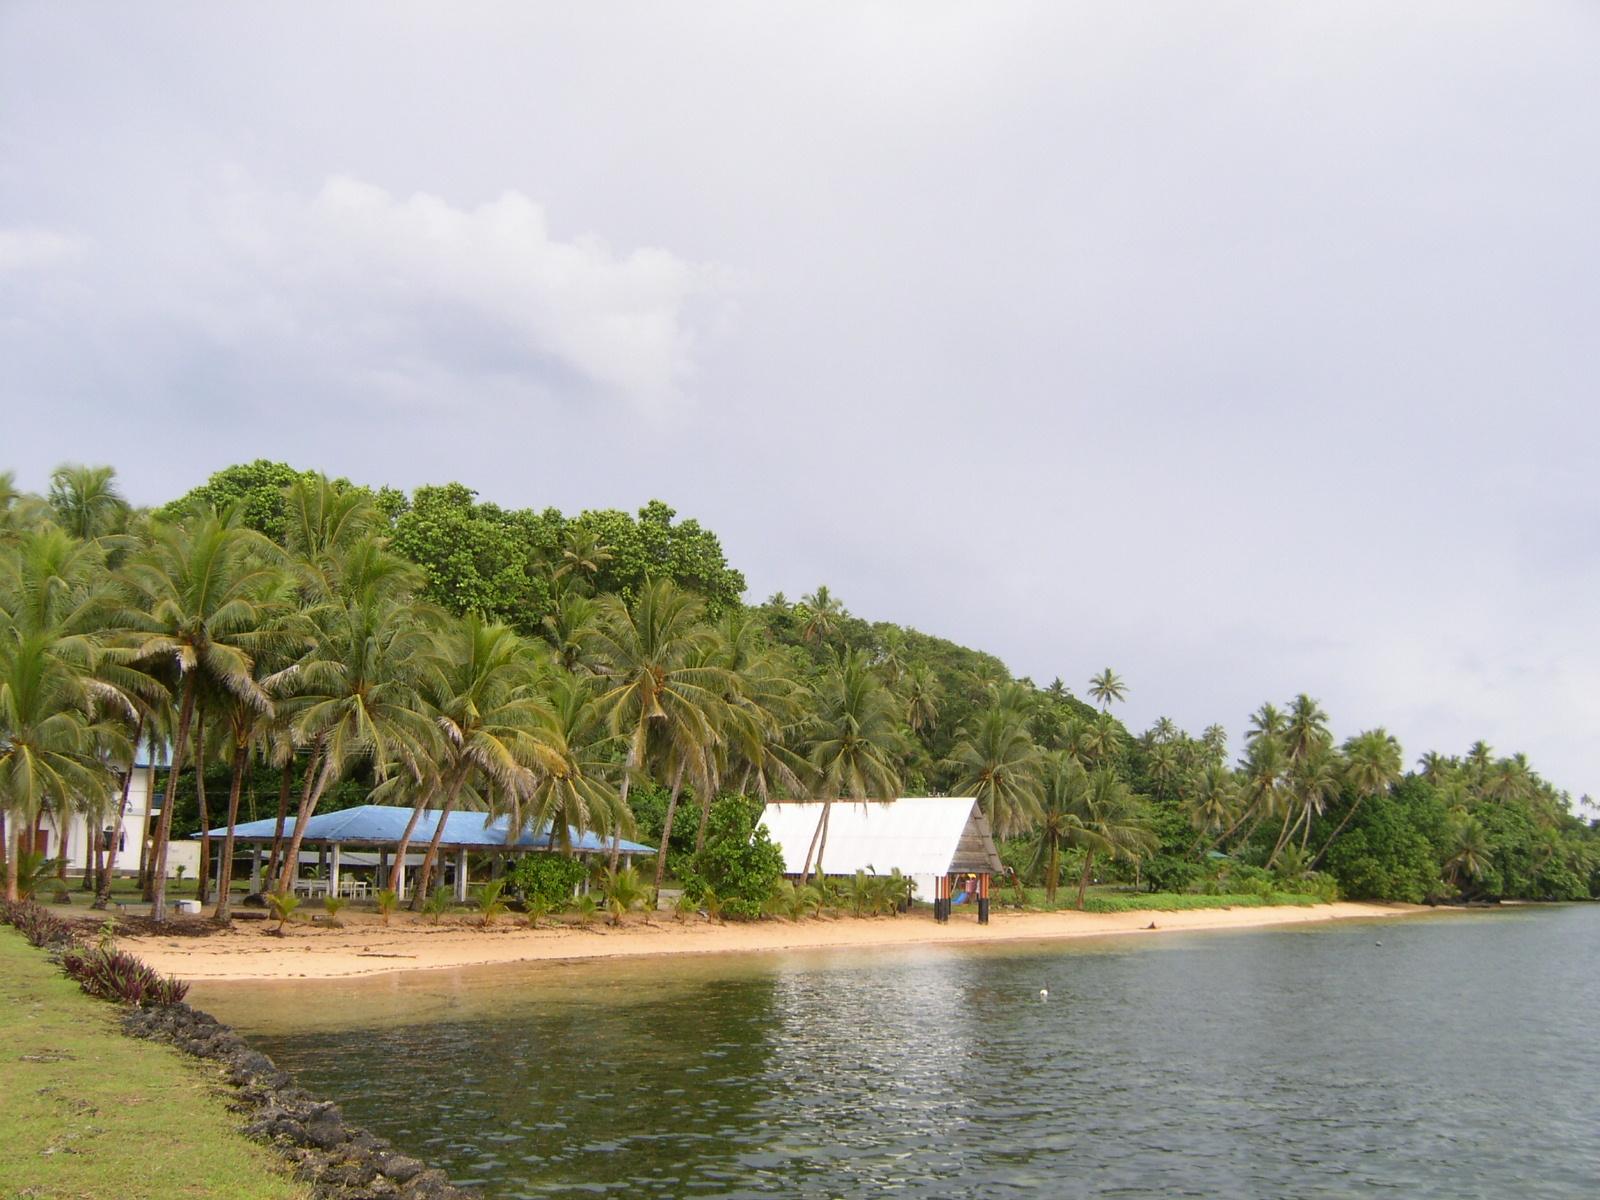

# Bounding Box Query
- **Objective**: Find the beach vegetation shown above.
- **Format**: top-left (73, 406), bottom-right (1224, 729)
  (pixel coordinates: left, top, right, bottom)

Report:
top-left (476, 879), bottom-right (510, 925)
top-left (601, 864), bottom-right (648, 925)
top-left (375, 887), bottom-right (399, 923)
top-left (420, 886), bottom-right (453, 923)
top-left (321, 895), bottom-right (347, 926)
top-left (266, 891), bottom-right (300, 933)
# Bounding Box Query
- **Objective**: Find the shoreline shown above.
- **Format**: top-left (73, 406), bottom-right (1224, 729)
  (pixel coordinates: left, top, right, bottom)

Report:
top-left (121, 900), bottom-right (1436, 983)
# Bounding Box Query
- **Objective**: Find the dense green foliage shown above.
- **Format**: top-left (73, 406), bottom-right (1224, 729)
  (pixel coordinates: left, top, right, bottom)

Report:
top-left (685, 795), bottom-right (785, 921)
top-left (506, 853), bottom-right (587, 906)
top-left (3, 459), bottom-right (1595, 919)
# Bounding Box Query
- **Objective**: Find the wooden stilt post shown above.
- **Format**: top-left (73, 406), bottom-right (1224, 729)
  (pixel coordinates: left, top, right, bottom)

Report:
top-left (978, 873), bottom-right (990, 925)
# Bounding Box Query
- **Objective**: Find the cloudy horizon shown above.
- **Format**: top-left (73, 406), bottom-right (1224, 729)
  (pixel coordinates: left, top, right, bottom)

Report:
top-left (3, 3), bottom-right (1596, 802)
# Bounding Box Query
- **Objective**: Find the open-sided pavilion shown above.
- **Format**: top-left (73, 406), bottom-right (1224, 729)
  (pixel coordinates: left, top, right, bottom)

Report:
top-left (758, 796), bottom-right (1004, 923)
top-left (195, 804), bottom-right (655, 900)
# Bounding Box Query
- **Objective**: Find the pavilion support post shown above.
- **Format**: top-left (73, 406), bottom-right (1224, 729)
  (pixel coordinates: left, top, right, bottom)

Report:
top-left (978, 873), bottom-right (990, 926)
top-left (379, 849), bottom-right (388, 891)
top-left (455, 848), bottom-right (468, 902)
top-left (330, 843), bottom-right (341, 898)
top-left (249, 847), bottom-right (262, 893)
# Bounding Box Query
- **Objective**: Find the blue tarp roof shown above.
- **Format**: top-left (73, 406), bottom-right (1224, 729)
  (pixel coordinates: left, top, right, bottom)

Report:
top-left (193, 804), bottom-right (653, 856)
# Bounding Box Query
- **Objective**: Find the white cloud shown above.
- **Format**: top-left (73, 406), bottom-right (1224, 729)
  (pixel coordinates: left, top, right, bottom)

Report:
top-left (0, 228), bottom-right (87, 272)
top-left (208, 175), bottom-right (729, 403)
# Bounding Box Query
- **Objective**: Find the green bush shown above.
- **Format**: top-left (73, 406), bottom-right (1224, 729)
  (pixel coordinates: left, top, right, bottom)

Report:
top-left (688, 795), bottom-right (783, 921)
top-left (506, 854), bottom-right (587, 906)
top-left (1143, 855), bottom-right (1202, 894)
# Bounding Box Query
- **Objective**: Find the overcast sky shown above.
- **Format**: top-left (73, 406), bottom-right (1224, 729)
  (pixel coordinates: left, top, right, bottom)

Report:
top-left (3, 3), bottom-right (1596, 802)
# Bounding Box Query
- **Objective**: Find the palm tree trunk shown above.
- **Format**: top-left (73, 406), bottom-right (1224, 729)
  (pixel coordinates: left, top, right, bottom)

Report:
top-left (96, 729), bottom-right (143, 908)
top-left (212, 742), bottom-right (249, 922)
top-left (1266, 800), bottom-right (1298, 870)
top-left (387, 795), bottom-right (429, 899)
top-left (608, 768), bottom-right (634, 874)
top-left (194, 711), bottom-right (211, 905)
top-left (264, 762), bottom-right (294, 884)
top-left (398, 771), bottom-right (464, 907)
top-left (651, 763), bottom-right (687, 906)
top-left (1045, 841), bottom-right (1059, 904)
top-left (273, 745), bottom-right (333, 895)
top-left (1076, 849), bottom-right (1096, 910)
top-left (813, 802), bottom-right (834, 881)
top-left (150, 675), bottom-right (198, 924)
top-left (412, 779), bottom-right (466, 905)
top-left (1310, 794), bottom-right (1366, 870)
top-left (2, 812), bottom-right (15, 903)
top-left (800, 800), bottom-right (829, 887)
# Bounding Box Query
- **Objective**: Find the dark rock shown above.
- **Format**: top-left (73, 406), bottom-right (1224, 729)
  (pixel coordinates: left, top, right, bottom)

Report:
top-left (378, 1153), bottom-right (427, 1184)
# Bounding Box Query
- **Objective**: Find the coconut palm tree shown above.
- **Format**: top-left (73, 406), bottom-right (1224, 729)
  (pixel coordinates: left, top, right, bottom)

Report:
top-left (274, 590), bottom-right (437, 895)
top-left (1311, 728), bottom-right (1403, 868)
top-left (397, 617), bottom-right (558, 905)
top-left (948, 703), bottom-right (1043, 839)
top-left (1087, 668), bottom-right (1127, 712)
top-left (902, 663), bottom-right (942, 735)
top-left (499, 672), bottom-right (628, 854)
top-left (1445, 815), bottom-right (1491, 891)
top-left (553, 526), bottom-right (613, 586)
top-left (802, 649), bottom-right (905, 883)
top-left (799, 585), bottom-right (844, 646)
top-left (1185, 763), bottom-right (1240, 845)
top-left (47, 464), bottom-right (130, 543)
top-left (588, 580), bottom-right (727, 889)
top-left (1030, 752), bottom-right (1091, 903)
top-left (1069, 769), bottom-right (1157, 909)
top-left (1283, 694), bottom-right (1330, 766)
top-left (117, 510), bottom-right (290, 921)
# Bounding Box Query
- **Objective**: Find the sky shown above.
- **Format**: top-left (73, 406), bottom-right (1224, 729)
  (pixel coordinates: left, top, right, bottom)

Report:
top-left (2, 3), bottom-right (1597, 803)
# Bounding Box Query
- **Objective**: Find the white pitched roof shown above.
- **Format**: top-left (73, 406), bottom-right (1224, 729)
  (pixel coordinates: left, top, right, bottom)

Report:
top-left (759, 797), bottom-right (1002, 877)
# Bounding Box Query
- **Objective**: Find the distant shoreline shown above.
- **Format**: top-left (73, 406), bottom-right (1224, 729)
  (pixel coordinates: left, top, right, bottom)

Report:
top-left (122, 900), bottom-right (1438, 983)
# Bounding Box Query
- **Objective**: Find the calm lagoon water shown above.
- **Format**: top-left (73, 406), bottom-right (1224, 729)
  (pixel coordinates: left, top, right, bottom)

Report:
top-left (199, 906), bottom-right (1600, 1198)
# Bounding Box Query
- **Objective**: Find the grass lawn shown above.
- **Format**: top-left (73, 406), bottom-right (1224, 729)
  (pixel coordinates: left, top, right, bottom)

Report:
top-left (1017, 886), bottom-right (1324, 913)
top-left (0, 930), bottom-right (309, 1200)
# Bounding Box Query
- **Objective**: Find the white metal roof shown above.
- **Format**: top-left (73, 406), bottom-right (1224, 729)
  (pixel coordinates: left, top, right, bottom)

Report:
top-left (759, 797), bottom-right (1002, 877)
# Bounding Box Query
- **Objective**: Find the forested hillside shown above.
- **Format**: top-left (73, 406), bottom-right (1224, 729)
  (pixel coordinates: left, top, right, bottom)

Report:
top-left (4, 460), bottom-right (1596, 917)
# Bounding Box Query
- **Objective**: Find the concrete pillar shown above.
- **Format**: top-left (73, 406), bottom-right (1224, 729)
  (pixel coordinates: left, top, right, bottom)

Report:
top-left (330, 843), bottom-right (342, 897)
top-left (249, 847), bottom-right (262, 893)
top-left (455, 848), bottom-right (469, 902)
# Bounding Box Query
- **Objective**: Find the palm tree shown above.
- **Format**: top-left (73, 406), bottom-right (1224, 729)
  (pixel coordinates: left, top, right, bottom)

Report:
top-left (47, 464), bottom-right (130, 542)
top-left (1271, 741), bottom-right (1342, 866)
top-left (1445, 815), bottom-right (1491, 891)
top-left (588, 580), bottom-right (727, 892)
top-left (1200, 724), bottom-right (1228, 767)
top-left (554, 526), bottom-right (613, 586)
top-left (500, 673), bottom-right (628, 853)
top-left (396, 617), bottom-right (558, 903)
top-left (802, 649), bottom-right (905, 883)
top-left (1417, 751), bottom-right (1453, 786)
top-left (799, 585), bottom-right (844, 646)
top-left (1030, 752), bottom-right (1090, 903)
top-left (118, 510), bottom-right (289, 922)
top-left (1311, 728), bottom-right (1402, 868)
top-left (1087, 668), bottom-right (1127, 712)
top-left (1283, 694), bottom-right (1330, 766)
top-left (1070, 769), bottom-right (1157, 909)
top-left (274, 590), bottom-right (437, 895)
top-left (1185, 763), bottom-right (1240, 845)
top-left (948, 703), bottom-right (1043, 839)
top-left (902, 663), bottom-right (942, 735)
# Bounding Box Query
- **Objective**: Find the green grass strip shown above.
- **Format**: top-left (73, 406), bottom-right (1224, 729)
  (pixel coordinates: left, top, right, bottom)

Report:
top-left (0, 930), bottom-right (309, 1200)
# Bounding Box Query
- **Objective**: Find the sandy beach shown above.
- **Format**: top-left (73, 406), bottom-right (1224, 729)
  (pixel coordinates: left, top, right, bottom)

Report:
top-left (119, 901), bottom-right (1429, 982)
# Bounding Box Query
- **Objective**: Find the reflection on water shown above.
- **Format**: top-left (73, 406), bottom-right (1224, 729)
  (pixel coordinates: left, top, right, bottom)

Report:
top-left (204, 908), bottom-right (1600, 1198)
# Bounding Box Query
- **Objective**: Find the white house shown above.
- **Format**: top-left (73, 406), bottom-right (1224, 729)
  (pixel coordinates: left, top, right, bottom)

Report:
top-left (36, 759), bottom-right (197, 881)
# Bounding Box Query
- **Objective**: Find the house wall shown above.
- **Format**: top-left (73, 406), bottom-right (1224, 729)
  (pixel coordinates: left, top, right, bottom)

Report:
top-left (41, 763), bottom-right (196, 879)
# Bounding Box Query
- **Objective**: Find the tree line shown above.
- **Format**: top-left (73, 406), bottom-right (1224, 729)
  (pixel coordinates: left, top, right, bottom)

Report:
top-left (2, 461), bottom-right (1594, 926)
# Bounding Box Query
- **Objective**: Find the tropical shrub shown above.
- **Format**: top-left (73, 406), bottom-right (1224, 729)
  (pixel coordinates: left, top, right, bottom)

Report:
top-left (60, 945), bottom-right (189, 1007)
top-left (601, 866), bottom-right (647, 926)
top-left (674, 891), bottom-right (699, 922)
top-left (375, 888), bottom-right (399, 924)
top-left (6, 851), bottom-right (62, 902)
top-left (1, 899), bottom-right (71, 947)
top-left (570, 893), bottom-right (598, 927)
top-left (421, 887), bottom-right (453, 923)
top-left (266, 892), bottom-right (300, 933)
top-left (322, 896), bottom-right (347, 926)
top-left (524, 894), bottom-right (554, 929)
top-left (476, 879), bottom-right (510, 926)
top-left (506, 854), bottom-right (587, 906)
top-left (688, 795), bottom-right (783, 921)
